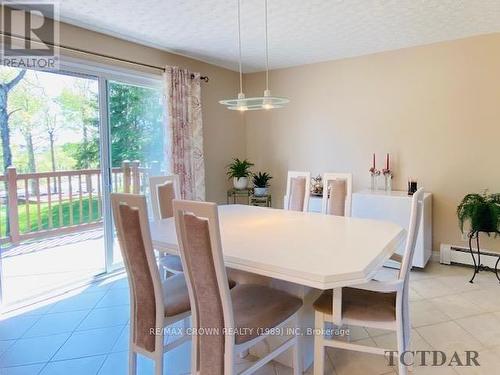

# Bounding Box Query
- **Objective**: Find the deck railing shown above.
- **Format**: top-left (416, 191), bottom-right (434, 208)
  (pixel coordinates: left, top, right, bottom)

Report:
top-left (0, 160), bottom-right (153, 245)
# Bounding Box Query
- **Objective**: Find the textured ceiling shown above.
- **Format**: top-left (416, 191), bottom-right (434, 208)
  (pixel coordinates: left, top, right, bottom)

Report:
top-left (31, 0), bottom-right (500, 72)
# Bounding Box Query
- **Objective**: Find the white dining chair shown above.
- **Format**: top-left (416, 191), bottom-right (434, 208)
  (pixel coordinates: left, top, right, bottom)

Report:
top-left (111, 193), bottom-right (190, 375)
top-left (312, 188), bottom-right (424, 375)
top-left (320, 173), bottom-right (353, 217)
top-left (149, 175), bottom-right (183, 276)
top-left (149, 175), bottom-right (181, 220)
top-left (173, 199), bottom-right (303, 375)
top-left (284, 171), bottom-right (311, 212)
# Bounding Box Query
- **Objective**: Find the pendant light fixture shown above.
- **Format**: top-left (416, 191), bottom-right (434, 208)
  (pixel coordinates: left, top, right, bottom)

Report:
top-left (219, 0), bottom-right (289, 111)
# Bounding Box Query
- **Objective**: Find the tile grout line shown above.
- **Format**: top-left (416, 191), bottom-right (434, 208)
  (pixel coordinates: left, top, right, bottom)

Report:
top-left (14, 281), bottom-right (129, 374)
top-left (45, 292), bottom-right (129, 373)
top-left (95, 324), bottom-right (130, 375)
top-left (453, 311), bottom-right (500, 350)
top-left (0, 311), bottom-right (46, 369)
top-left (36, 287), bottom-right (111, 374)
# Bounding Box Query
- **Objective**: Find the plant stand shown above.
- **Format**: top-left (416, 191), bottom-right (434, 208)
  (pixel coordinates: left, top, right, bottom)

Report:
top-left (250, 194), bottom-right (272, 208)
top-left (468, 231), bottom-right (500, 284)
top-left (227, 188), bottom-right (252, 205)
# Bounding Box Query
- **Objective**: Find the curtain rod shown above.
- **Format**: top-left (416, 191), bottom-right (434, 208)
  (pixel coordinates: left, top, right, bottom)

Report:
top-left (0, 31), bottom-right (209, 82)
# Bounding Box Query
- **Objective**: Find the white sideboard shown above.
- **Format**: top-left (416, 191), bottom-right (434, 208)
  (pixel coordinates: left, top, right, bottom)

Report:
top-left (309, 190), bottom-right (432, 268)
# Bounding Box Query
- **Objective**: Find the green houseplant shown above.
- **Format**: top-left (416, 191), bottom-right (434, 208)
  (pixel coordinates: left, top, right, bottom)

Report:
top-left (457, 192), bottom-right (500, 235)
top-left (226, 158), bottom-right (254, 190)
top-left (252, 172), bottom-right (272, 196)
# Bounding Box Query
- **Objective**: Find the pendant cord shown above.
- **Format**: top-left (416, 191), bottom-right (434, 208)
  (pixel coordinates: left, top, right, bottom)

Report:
top-left (237, 0), bottom-right (243, 94)
top-left (265, 0), bottom-right (269, 91)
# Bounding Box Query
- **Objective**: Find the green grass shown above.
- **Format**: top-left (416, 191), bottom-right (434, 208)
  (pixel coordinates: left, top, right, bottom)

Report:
top-left (1, 198), bottom-right (101, 238)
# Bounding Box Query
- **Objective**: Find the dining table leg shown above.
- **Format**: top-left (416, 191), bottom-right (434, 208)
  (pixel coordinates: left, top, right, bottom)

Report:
top-left (227, 268), bottom-right (320, 372)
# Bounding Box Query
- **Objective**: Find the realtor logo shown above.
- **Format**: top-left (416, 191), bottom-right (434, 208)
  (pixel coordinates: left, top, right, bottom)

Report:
top-left (1, 1), bottom-right (59, 68)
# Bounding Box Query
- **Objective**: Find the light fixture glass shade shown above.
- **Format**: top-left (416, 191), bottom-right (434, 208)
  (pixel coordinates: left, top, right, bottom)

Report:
top-left (219, 96), bottom-right (289, 111)
top-left (219, 90), bottom-right (289, 111)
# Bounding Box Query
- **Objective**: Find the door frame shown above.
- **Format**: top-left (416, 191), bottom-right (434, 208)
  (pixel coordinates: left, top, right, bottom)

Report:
top-left (58, 57), bottom-right (164, 272)
top-left (0, 56), bottom-right (164, 308)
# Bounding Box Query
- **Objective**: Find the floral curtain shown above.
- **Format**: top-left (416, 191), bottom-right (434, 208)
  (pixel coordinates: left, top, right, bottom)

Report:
top-left (164, 66), bottom-right (205, 201)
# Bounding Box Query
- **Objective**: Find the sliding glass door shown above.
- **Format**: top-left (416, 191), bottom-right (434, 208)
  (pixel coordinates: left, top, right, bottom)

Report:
top-left (0, 60), bottom-right (165, 308)
top-left (107, 79), bottom-right (166, 268)
top-left (0, 66), bottom-right (106, 306)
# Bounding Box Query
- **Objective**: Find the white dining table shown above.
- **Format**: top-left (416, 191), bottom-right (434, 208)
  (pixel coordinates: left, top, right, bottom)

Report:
top-left (150, 204), bottom-right (404, 371)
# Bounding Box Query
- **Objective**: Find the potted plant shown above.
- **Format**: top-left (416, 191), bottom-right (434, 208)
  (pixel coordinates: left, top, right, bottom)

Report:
top-left (457, 192), bottom-right (500, 235)
top-left (253, 172), bottom-right (272, 196)
top-left (227, 158), bottom-right (254, 190)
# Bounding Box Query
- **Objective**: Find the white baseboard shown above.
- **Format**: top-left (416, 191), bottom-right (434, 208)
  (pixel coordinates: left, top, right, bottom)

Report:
top-left (440, 243), bottom-right (500, 268)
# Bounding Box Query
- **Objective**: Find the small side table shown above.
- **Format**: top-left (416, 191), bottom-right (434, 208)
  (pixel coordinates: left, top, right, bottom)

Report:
top-left (227, 188), bottom-right (252, 205)
top-left (250, 194), bottom-right (272, 208)
top-left (468, 231), bottom-right (500, 284)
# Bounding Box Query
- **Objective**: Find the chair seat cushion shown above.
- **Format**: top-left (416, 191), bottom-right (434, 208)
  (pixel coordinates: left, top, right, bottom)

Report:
top-left (313, 287), bottom-right (397, 322)
top-left (159, 254), bottom-right (184, 273)
top-left (231, 284), bottom-right (303, 344)
top-left (162, 273), bottom-right (191, 317)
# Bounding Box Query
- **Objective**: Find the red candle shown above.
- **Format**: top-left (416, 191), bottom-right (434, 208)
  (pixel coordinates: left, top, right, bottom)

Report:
top-left (372, 153), bottom-right (375, 169)
top-left (386, 153), bottom-right (389, 170)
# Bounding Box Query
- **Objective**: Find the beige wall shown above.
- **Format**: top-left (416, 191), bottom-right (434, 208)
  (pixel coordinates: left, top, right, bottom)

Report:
top-left (244, 34), bottom-right (500, 253)
top-left (10, 12), bottom-right (246, 204)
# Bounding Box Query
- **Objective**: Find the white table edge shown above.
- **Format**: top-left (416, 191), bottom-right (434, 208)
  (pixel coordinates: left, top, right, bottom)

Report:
top-left (153, 227), bottom-right (404, 290)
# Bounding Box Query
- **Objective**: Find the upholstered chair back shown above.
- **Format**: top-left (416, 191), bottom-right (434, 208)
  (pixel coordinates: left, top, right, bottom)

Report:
top-left (321, 173), bottom-right (353, 217)
top-left (288, 177), bottom-right (307, 211)
top-left (173, 200), bottom-right (233, 374)
top-left (149, 175), bottom-right (181, 220)
top-left (284, 171), bottom-right (311, 212)
top-left (111, 193), bottom-right (163, 353)
top-left (326, 179), bottom-right (347, 216)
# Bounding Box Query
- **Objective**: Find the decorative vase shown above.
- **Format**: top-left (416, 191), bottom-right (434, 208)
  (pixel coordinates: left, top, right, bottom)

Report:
top-left (254, 187), bottom-right (268, 196)
top-left (233, 177), bottom-right (248, 190)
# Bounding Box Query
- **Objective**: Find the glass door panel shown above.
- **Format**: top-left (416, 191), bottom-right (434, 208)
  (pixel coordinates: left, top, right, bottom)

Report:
top-left (107, 80), bottom-right (166, 268)
top-left (0, 66), bottom-right (106, 307)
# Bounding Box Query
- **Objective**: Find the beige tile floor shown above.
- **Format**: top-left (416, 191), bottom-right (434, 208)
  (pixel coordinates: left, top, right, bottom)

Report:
top-left (305, 262), bottom-right (500, 375)
top-left (0, 262), bottom-right (498, 374)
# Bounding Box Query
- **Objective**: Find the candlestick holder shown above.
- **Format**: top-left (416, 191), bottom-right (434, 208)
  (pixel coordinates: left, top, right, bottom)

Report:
top-left (369, 168), bottom-right (380, 191)
top-left (384, 173), bottom-right (392, 191)
top-left (383, 169), bottom-right (393, 192)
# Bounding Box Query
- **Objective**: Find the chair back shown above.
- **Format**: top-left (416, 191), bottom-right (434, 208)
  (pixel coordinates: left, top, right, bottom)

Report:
top-left (149, 175), bottom-right (181, 220)
top-left (173, 200), bottom-right (234, 375)
top-left (399, 188), bottom-right (425, 282)
top-left (321, 173), bottom-right (353, 216)
top-left (111, 193), bottom-right (164, 353)
top-left (284, 171), bottom-right (311, 211)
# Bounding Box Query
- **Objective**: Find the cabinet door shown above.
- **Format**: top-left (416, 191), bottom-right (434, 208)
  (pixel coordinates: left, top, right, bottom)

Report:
top-left (352, 194), bottom-right (429, 267)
